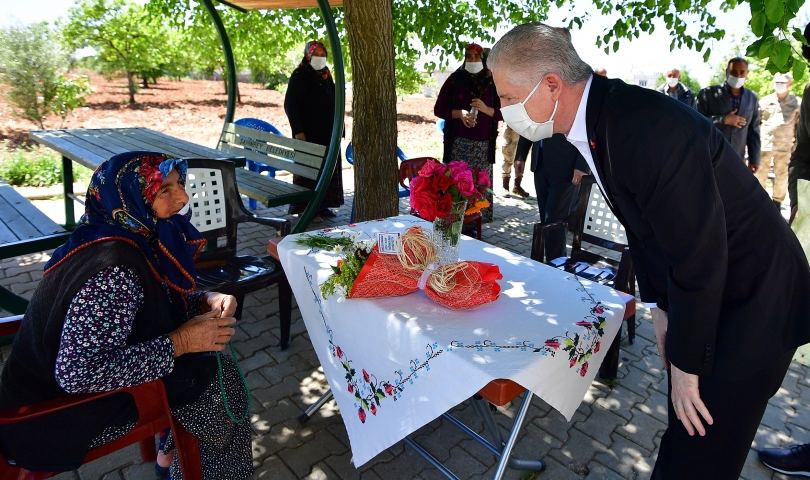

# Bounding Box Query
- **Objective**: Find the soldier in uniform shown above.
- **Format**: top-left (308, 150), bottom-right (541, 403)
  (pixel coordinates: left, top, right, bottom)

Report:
top-left (501, 125), bottom-right (529, 197)
top-left (758, 72), bottom-right (801, 210)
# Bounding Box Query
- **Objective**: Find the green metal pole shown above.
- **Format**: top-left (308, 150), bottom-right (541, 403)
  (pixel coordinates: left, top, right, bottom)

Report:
top-left (293, 0), bottom-right (345, 232)
top-left (202, 0), bottom-right (237, 125)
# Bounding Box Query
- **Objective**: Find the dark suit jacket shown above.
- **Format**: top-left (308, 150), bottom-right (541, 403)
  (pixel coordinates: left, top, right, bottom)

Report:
top-left (515, 134), bottom-right (590, 177)
top-left (586, 74), bottom-right (810, 379)
top-left (696, 84), bottom-right (761, 165)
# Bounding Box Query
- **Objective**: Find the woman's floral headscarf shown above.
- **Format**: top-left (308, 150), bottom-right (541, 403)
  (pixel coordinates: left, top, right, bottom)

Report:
top-left (44, 152), bottom-right (205, 294)
top-left (298, 40), bottom-right (332, 81)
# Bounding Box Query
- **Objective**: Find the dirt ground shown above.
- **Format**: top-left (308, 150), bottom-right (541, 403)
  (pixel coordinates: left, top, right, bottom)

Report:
top-left (0, 72), bottom-right (442, 156)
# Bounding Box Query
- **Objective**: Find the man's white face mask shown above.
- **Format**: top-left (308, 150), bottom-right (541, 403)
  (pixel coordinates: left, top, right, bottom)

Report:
top-left (310, 56), bottom-right (328, 71)
top-left (666, 77), bottom-right (679, 88)
top-left (500, 76), bottom-right (558, 142)
top-left (726, 74), bottom-right (746, 89)
top-left (775, 82), bottom-right (789, 94)
top-left (465, 62), bottom-right (484, 74)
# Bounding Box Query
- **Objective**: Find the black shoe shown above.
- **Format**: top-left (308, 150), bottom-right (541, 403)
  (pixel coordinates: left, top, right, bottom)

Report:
top-left (758, 443), bottom-right (810, 477)
top-left (774, 200), bottom-right (782, 210)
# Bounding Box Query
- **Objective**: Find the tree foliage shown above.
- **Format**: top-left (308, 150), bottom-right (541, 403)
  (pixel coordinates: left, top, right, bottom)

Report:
top-left (0, 21), bottom-right (91, 128)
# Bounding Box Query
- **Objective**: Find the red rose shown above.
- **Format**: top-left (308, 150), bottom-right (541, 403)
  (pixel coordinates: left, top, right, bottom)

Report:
top-left (362, 369), bottom-right (370, 383)
top-left (570, 358), bottom-right (577, 368)
top-left (358, 408), bottom-right (366, 423)
top-left (433, 173), bottom-right (452, 192)
top-left (336, 346), bottom-right (343, 358)
top-left (436, 193), bottom-right (453, 217)
top-left (594, 342), bottom-right (601, 353)
top-left (545, 340), bottom-right (560, 350)
top-left (371, 404), bottom-right (377, 416)
top-left (580, 362), bottom-right (589, 377)
top-left (347, 383), bottom-right (353, 393)
top-left (412, 192), bottom-right (439, 221)
top-left (384, 383), bottom-right (394, 396)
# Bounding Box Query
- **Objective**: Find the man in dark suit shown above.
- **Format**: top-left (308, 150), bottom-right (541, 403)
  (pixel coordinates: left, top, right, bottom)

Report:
top-left (515, 134), bottom-right (589, 261)
top-left (697, 58), bottom-right (762, 174)
top-left (489, 23), bottom-right (810, 478)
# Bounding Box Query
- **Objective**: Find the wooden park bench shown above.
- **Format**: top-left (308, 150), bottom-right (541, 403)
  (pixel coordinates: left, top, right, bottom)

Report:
top-left (216, 123), bottom-right (330, 233)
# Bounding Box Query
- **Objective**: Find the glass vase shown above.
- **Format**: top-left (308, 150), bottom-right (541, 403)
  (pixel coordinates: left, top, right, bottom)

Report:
top-left (432, 200), bottom-right (467, 265)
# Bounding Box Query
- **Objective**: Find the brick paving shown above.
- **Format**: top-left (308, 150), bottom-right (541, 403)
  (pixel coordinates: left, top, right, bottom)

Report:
top-left (0, 166), bottom-right (805, 480)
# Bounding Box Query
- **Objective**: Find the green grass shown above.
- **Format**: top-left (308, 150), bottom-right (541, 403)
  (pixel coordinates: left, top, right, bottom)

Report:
top-left (0, 141), bottom-right (93, 187)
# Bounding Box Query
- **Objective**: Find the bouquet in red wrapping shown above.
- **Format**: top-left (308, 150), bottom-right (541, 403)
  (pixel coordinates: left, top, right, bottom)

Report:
top-left (318, 226), bottom-right (502, 309)
top-left (409, 159), bottom-right (493, 220)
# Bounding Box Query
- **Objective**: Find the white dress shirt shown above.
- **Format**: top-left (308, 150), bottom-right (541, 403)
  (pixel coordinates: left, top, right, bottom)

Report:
top-left (563, 75), bottom-right (657, 309)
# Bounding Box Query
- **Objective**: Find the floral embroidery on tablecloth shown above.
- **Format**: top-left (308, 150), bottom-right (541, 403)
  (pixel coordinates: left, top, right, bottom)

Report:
top-left (448, 275), bottom-right (611, 377)
top-left (304, 266), bottom-right (443, 424)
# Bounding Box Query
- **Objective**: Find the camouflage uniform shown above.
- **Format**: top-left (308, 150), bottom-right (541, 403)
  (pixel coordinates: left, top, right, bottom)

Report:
top-left (501, 125), bottom-right (519, 178)
top-left (757, 92), bottom-right (801, 204)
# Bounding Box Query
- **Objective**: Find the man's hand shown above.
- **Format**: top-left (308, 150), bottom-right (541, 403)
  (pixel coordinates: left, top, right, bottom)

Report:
top-left (724, 109), bottom-right (747, 128)
top-left (202, 292), bottom-right (238, 318)
top-left (294, 133), bottom-right (306, 141)
top-left (571, 169), bottom-right (587, 185)
top-left (651, 307), bottom-right (670, 370)
top-left (749, 163), bottom-right (760, 174)
top-left (671, 364), bottom-right (714, 436)
top-left (791, 204), bottom-right (798, 226)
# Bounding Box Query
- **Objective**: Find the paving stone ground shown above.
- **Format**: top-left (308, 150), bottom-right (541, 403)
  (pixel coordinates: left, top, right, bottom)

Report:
top-left (0, 166), bottom-right (805, 480)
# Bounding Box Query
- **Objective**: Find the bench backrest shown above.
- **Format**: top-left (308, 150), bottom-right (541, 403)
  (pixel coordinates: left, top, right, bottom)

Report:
top-left (569, 176), bottom-right (628, 256)
top-left (217, 123), bottom-right (327, 180)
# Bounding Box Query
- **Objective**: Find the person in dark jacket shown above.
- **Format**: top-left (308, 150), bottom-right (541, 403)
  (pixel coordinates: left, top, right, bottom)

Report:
top-left (515, 134), bottom-right (589, 261)
top-left (656, 68), bottom-right (696, 109)
top-left (285, 40), bottom-right (343, 223)
top-left (490, 23), bottom-right (810, 479)
top-left (434, 43), bottom-right (502, 223)
top-left (697, 58), bottom-right (761, 173)
top-left (0, 153), bottom-right (250, 478)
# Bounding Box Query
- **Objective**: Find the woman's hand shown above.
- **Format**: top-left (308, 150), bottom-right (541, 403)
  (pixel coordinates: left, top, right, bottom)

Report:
top-left (202, 292), bottom-right (237, 318)
top-left (169, 309), bottom-right (236, 357)
top-left (470, 98), bottom-right (495, 117)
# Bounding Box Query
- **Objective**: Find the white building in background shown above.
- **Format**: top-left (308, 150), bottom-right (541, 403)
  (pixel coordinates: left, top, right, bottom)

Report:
top-left (632, 72), bottom-right (662, 89)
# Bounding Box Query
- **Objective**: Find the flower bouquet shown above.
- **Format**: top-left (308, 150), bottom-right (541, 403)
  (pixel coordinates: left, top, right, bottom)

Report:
top-left (409, 159), bottom-right (492, 264)
top-left (302, 226), bottom-right (502, 309)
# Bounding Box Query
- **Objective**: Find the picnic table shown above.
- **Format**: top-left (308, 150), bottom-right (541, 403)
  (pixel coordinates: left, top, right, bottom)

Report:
top-left (29, 128), bottom-right (246, 229)
top-left (0, 178), bottom-right (70, 314)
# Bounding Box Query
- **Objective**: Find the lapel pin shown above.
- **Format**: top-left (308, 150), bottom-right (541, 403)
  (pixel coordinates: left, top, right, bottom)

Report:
top-left (589, 139), bottom-right (596, 149)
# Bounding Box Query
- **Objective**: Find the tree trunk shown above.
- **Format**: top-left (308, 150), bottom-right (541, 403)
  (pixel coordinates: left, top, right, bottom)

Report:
top-left (344, 0), bottom-right (399, 221)
top-left (141, 76), bottom-right (149, 88)
top-left (126, 71), bottom-right (136, 104)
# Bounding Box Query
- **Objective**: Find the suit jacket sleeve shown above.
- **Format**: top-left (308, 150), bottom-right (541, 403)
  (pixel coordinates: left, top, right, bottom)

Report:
top-left (747, 94), bottom-right (762, 165)
top-left (789, 83), bottom-right (810, 207)
top-left (284, 73), bottom-right (306, 137)
top-left (574, 152), bottom-right (590, 173)
top-left (617, 110), bottom-right (728, 376)
top-left (515, 136), bottom-right (532, 164)
top-left (697, 87), bottom-right (726, 128)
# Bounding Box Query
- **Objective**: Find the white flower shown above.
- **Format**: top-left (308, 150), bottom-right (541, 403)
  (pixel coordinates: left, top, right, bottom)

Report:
top-left (335, 245), bottom-right (343, 252)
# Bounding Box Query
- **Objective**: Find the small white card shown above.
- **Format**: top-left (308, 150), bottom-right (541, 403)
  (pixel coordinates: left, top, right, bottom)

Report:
top-left (377, 232), bottom-right (401, 255)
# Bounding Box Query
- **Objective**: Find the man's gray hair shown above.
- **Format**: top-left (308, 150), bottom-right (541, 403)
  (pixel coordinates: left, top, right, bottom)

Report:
top-left (489, 22), bottom-right (593, 89)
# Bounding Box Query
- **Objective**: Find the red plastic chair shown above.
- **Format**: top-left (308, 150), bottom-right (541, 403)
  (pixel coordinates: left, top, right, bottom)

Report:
top-left (399, 157), bottom-right (483, 240)
top-left (0, 315), bottom-right (203, 480)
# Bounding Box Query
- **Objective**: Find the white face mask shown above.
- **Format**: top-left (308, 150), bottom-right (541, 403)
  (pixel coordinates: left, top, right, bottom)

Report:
top-left (726, 74), bottom-right (746, 89)
top-left (500, 78), bottom-right (558, 142)
top-left (310, 56), bottom-right (328, 71)
top-left (465, 62), bottom-right (484, 74)
top-left (178, 201), bottom-right (190, 217)
top-left (666, 77), bottom-right (679, 88)
top-left (775, 83), bottom-right (789, 94)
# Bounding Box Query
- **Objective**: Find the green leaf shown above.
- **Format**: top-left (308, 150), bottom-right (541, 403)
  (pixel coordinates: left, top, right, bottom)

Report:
top-left (612, 41), bottom-right (620, 53)
top-left (793, 28), bottom-right (809, 46)
top-left (764, 0), bottom-right (785, 24)
top-left (793, 57), bottom-right (807, 82)
top-left (746, 38), bottom-right (766, 57)
top-left (787, 0), bottom-right (801, 15)
top-left (774, 40), bottom-right (792, 68)
top-left (760, 38), bottom-right (776, 58)
top-left (751, 11), bottom-right (766, 36)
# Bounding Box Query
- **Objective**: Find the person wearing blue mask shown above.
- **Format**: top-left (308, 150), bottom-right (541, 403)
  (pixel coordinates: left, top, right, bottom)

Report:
top-left (697, 58), bottom-right (761, 174)
top-left (490, 23), bottom-right (810, 479)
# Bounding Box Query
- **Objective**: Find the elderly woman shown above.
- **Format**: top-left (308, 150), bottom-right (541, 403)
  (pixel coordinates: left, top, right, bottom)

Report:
top-left (434, 43), bottom-right (502, 224)
top-left (0, 152), bottom-right (251, 479)
top-left (285, 40), bottom-right (343, 224)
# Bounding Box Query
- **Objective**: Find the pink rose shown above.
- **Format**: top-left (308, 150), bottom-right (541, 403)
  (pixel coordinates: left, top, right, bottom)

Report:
top-left (476, 169), bottom-right (491, 188)
top-left (455, 170), bottom-right (476, 197)
top-left (447, 161), bottom-right (470, 180)
top-left (358, 408), bottom-right (366, 423)
top-left (418, 160), bottom-right (447, 178)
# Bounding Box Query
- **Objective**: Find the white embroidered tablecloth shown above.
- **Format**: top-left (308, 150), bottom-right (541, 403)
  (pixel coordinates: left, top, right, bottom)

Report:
top-left (278, 216), bottom-right (627, 466)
